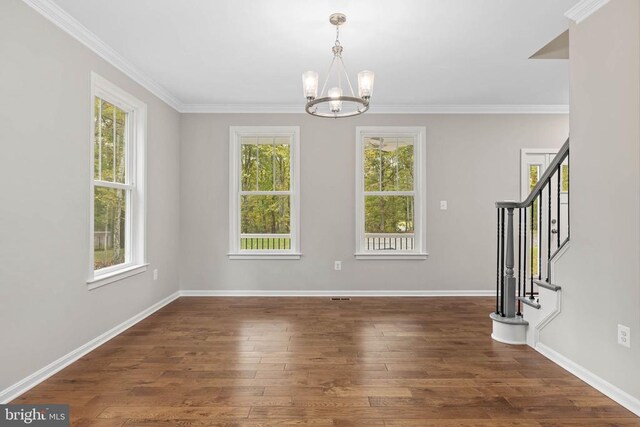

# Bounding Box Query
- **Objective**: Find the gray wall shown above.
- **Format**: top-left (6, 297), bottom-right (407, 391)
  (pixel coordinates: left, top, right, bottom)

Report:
top-left (543, 0), bottom-right (640, 400)
top-left (180, 113), bottom-right (569, 291)
top-left (0, 0), bottom-right (181, 392)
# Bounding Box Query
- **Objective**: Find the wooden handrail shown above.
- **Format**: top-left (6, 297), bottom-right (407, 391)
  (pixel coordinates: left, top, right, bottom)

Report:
top-left (496, 138), bottom-right (569, 209)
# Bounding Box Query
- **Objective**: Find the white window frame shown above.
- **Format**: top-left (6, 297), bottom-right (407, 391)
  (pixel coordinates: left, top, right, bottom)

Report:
top-left (88, 73), bottom-right (147, 289)
top-left (228, 126), bottom-right (301, 260)
top-left (355, 126), bottom-right (428, 260)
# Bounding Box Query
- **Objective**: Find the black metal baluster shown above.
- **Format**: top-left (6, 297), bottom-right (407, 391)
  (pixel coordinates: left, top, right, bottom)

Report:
top-left (496, 209), bottom-right (500, 314)
top-left (523, 206), bottom-right (527, 301)
top-left (500, 208), bottom-right (505, 316)
top-left (538, 193), bottom-right (542, 281)
top-left (557, 163), bottom-right (561, 247)
top-left (530, 203), bottom-right (534, 300)
top-left (547, 177), bottom-right (551, 282)
top-left (517, 208), bottom-right (522, 316)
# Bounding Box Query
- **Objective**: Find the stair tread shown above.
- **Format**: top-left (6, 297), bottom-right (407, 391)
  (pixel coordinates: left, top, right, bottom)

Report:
top-left (533, 279), bottom-right (562, 291)
top-left (518, 296), bottom-right (541, 309)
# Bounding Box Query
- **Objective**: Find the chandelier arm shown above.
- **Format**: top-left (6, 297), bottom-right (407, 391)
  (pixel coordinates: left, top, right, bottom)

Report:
top-left (319, 55), bottom-right (337, 98)
top-left (337, 56), bottom-right (357, 98)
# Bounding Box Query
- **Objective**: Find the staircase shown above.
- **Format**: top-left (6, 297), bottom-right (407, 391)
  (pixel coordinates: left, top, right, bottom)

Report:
top-left (491, 138), bottom-right (570, 345)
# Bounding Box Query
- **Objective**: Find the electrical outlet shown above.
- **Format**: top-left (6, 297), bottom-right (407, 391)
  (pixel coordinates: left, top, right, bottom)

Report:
top-left (334, 261), bottom-right (342, 271)
top-left (440, 200), bottom-right (448, 210)
top-left (153, 269), bottom-right (159, 281)
top-left (618, 324), bottom-right (631, 348)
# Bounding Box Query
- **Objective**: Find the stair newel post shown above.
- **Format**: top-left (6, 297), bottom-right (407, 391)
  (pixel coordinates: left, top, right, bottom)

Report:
top-left (503, 207), bottom-right (516, 318)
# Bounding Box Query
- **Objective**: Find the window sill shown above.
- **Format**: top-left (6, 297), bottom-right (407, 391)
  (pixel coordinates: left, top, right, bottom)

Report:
top-left (354, 252), bottom-right (429, 260)
top-left (228, 253), bottom-right (302, 260)
top-left (87, 263), bottom-right (149, 290)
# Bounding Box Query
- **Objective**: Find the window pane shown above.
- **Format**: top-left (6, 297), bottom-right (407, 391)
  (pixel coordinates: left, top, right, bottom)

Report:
top-left (273, 141), bottom-right (290, 191)
top-left (241, 138), bottom-right (291, 192)
top-left (241, 143), bottom-right (257, 191)
top-left (364, 138), bottom-right (381, 191)
top-left (94, 98), bottom-right (127, 184)
top-left (100, 99), bottom-right (114, 182)
top-left (240, 195), bottom-right (291, 250)
top-left (257, 140), bottom-right (274, 191)
top-left (561, 164), bottom-right (569, 192)
top-left (241, 195), bottom-right (290, 234)
top-left (364, 195), bottom-right (415, 251)
top-left (364, 137), bottom-right (414, 191)
top-left (94, 98), bottom-right (100, 180)
top-left (396, 140), bottom-right (414, 191)
top-left (114, 108), bottom-right (126, 183)
top-left (94, 186), bottom-right (127, 270)
top-left (365, 195), bottom-right (414, 233)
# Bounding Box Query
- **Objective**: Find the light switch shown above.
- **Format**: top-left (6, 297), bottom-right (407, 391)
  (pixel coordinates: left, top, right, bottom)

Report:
top-left (440, 201), bottom-right (448, 210)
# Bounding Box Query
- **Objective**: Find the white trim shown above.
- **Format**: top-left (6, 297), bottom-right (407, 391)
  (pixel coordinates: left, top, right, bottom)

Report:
top-left (536, 343), bottom-right (640, 417)
top-left (180, 104), bottom-right (570, 115)
top-left (491, 334), bottom-right (527, 346)
top-left (354, 253), bottom-right (428, 260)
top-left (228, 126), bottom-right (301, 257)
top-left (355, 126), bottom-right (427, 257)
top-left (228, 253), bottom-right (302, 260)
top-left (21, 0), bottom-right (182, 110)
top-left (530, 242), bottom-right (570, 346)
top-left (86, 263), bottom-right (149, 290)
top-left (565, 0), bottom-right (610, 24)
top-left (89, 73), bottom-right (147, 286)
top-left (179, 290), bottom-right (494, 297)
top-left (0, 292), bottom-right (180, 404)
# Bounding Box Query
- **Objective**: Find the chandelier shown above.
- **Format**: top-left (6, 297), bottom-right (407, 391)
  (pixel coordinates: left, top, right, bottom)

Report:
top-left (302, 13), bottom-right (374, 118)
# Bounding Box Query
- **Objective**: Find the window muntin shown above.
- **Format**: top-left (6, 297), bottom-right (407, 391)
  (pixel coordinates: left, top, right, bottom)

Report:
top-left (230, 128), bottom-right (300, 257)
top-left (356, 128), bottom-right (426, 257)
top-left (90, 73), bottom-right (146, 282)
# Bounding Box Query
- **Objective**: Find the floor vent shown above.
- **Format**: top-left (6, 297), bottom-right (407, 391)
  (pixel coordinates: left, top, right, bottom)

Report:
top-left (330, 297), bottom-right (351, 301)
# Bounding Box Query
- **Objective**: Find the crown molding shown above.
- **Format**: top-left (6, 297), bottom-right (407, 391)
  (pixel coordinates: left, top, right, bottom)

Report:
top-left (565, 0), bottom-right (610, 24)
top-left (21, 0), bottom-right (183, 111)
top-left (179, 104), bottom-right (569, 115)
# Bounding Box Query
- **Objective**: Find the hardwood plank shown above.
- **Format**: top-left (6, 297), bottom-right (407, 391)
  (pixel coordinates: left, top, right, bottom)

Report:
top-left (12, 297), bottom-right (639, 425)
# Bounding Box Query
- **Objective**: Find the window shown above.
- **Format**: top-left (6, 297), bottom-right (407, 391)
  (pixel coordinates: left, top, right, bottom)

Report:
top-left (355, 127), bottom-right (427, 259)
top-left (89, 73), bottom-right (147, 288)
top-left (229, 127), bottom-right (300, 259)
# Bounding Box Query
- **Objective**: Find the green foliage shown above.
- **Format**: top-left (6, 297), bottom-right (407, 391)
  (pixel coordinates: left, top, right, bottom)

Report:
top-left (365, 196), bottom-right (414, 233)
top-left (364, 138), bottom-right (413, 191)
top-left (241, 195), bottom-right (290, 234)
top-left (93, 97), bottom-right (127, 269)
top-left (363, 138), bottom-right (415, 234)
top-left (240, 140), bottom-right (291, 240)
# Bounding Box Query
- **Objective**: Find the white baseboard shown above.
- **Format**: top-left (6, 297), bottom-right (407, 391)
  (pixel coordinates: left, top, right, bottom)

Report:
top-left (179, 290), bottom-right (495, 297)
top-left (536, 343), bottom-right (640, 417)
top-left (0, 291), bottom-right (180, 404)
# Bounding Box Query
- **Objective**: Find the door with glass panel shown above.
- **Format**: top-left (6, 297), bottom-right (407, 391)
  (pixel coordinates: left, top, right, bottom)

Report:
top-left (521, 149), bottom-right (568, 282)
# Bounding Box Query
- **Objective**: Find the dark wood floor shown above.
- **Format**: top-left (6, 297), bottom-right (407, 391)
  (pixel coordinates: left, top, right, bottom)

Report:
top-left (14, 297), bottom-right (639, 426)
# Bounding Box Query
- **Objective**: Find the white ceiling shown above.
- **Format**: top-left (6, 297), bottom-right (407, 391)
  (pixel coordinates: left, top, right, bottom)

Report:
top-left (49, 0), bottom-right (579, 111)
